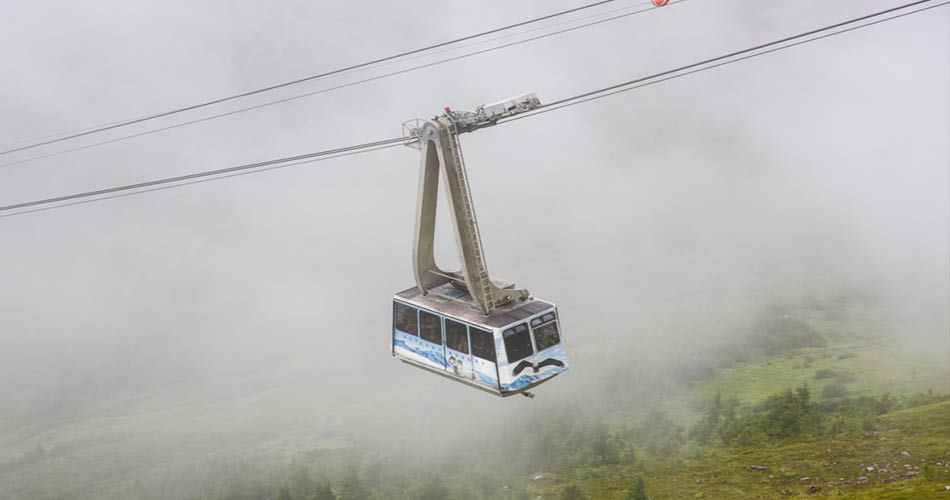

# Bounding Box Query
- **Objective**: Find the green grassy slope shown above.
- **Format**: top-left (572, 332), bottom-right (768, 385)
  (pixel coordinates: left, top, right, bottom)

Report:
top-left (531, 401), bottom-right (950, 500)
top-left (0, 369), bottom-right (364, 500)
top-left (1, 300), bottom-right (945, 500)
top-left (529, 303), bottom-right (949, 500)
top-left (696, 337), bottom-right (947, 410)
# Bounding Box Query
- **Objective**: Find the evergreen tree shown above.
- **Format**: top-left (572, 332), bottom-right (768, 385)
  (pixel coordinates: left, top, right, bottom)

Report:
top-left (289, 466), bottom-right (314, 498)
top-left (625, 477), bottom-right (648, 500)
top-left (717, 415), bottom-right (740, 445)
top-left (338, 467), bottom-right (367, 500)
top-left (219, 473), bottom-right (269, 500)
top-left (276, 483), bottom-right (293, 500)
top-left (453, 485), bottom-right (477, 500)
top-left (504, 488), bottom-right (530, 500)
top-left (557, 484), bottom-right (588, 500)
top-left (763, 383), bottom-right (816, 438)
top-left (704, 389), bottom-right (722, 430)
top-left (590, 419), bottom-right (616, 464)
top-left (416, 474), bottom-right (451, 500)
top-left (311, 482), bottom-right (336, 500)
top-left (717, 396), bottom-right (740, 444)
top-left (625, 443), bottom-right (639, 467)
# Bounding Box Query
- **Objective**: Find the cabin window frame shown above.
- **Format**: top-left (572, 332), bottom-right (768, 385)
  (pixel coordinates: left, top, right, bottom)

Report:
top-left (502, 322), bottom-right (535, 364)
top-left (392, 300), bottom-right (507, 392)
top-left (529, 310), bottom-right (561, 352)
top-left (418, 309), bottom-right (444, 345)
top-left (469, 325), bottom-right (496, 363)
top-left (444, 317), bottom-right (470, 354)
top-left (392, 301), bottom-right (419, 337)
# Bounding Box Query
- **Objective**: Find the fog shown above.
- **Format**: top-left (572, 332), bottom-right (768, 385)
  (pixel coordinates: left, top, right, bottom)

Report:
top-left (0, 1), bottom-right (947, 498)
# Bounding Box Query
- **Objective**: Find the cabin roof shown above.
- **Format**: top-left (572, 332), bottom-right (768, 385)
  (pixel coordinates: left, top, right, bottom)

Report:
top-left (395, 283), bottom-right (554, 329)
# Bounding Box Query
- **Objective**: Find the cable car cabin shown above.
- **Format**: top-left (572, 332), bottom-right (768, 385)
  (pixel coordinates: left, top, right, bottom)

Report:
top-left (392, 283), bottom-right (568, 397)
top-left (394, 109), bottom-right (568, 397)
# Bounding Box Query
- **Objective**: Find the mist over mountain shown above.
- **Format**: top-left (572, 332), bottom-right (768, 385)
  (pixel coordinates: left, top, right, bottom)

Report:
top-left (0, 1), bottom-right (946, 499)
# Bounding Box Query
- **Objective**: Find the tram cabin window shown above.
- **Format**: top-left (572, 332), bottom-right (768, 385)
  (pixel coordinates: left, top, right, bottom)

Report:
top-left (470, 327), bottom-right (495, 362)
top-left (503, 323), bottom-right (533, 363)
top-left (419, 311), bottom-right (443, 344)
top-left (393, 302), bottom-right (418, 336)
top-left (445, 319), bottom-right (469, 354)
top-left (531, 312), bottom-right (560, 351)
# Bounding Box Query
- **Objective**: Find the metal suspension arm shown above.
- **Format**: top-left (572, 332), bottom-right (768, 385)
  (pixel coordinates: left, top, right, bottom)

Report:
top-left (412, 117), bottom-right (529, 315)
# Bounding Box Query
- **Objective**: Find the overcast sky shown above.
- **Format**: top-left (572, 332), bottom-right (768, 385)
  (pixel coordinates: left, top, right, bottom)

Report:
top-left (0, 0), bottom-right (947, 437)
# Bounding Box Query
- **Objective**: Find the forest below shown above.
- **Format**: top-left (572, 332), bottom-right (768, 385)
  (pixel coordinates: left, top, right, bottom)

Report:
top-left (2, 296), bottom-right (947, 500)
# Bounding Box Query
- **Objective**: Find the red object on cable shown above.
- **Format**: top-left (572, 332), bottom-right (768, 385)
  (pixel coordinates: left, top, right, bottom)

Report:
top-left (652, 0), bottom-right (669, 6)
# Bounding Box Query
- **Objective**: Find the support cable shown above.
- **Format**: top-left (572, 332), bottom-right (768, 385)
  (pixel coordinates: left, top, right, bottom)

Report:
top-left (1, 0), bottom-right (943, 218)
top-left (0, 0), bottom-right (680, 169)
top-left (503, 0), bottom-right (942, 123)
top-left (0, 137), bottom-right (404, 216)
top-left (0, 0), bottom-right (624, 157)
top-left (0, 143), bottom-right (402, 219)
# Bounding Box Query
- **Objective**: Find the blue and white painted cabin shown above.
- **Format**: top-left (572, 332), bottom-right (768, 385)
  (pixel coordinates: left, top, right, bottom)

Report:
top-left (392, 284), bottom-right (568, 397)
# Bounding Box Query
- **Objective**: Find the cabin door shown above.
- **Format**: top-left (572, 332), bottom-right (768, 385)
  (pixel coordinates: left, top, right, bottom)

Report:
top-left (444, 318), bottom-right (475, 380)
top-left (418, 310), bottom-right (448, 371)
